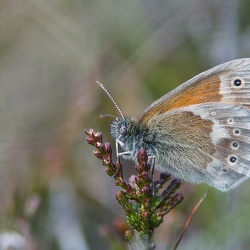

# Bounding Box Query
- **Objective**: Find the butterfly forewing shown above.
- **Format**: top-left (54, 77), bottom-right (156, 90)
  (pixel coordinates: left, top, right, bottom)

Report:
top-left (138, 58), bottom-right (250, 124)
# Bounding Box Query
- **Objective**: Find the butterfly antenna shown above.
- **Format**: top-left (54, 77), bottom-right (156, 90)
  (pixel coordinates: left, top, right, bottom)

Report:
top-left (96, 81), bottom-right (125, 119)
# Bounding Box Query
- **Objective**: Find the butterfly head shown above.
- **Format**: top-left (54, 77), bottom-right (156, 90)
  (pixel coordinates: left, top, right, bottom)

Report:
top-left (96, 81), bottom-right (141, 157)
top-left (111, 115), bottom-right (154, 161)
top-left (110, 117), bottom-right (136, 146)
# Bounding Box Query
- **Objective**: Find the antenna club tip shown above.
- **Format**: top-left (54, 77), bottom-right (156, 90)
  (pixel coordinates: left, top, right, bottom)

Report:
top-left (96, 80), bottom-right (103, 87)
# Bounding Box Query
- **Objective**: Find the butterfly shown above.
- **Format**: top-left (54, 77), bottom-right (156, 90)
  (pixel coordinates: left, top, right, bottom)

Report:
top-left (99, 58), bottom-right (250, 192)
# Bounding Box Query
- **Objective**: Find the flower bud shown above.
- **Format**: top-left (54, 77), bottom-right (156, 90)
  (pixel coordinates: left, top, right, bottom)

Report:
top-left (125, 230), bottom-right (133, 241)
top-left (137, 149), bottom-right (148, 164)
top-left (93, 149), bottom-right (102, 159)
top-left (141, 211), bottom-right (150, 219)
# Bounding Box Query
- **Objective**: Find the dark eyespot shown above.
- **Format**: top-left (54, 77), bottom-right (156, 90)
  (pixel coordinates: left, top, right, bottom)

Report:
top-left (227, 118), bottom-right (234, 124)
top-left (232, 142), bottom-right (238, 148)
top-left (229, 156), bottom-right (237, 163)
top-left (223, 168), bottom-right (228, 172)
top-left (233, 79), bottom-right (242, 87)
top-left (233, 129), bottom-right (240, 135)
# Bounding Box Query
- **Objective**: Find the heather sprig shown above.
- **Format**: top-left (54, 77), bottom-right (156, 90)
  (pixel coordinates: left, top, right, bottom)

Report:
top-left (84, 129), bottom-right (184, 249)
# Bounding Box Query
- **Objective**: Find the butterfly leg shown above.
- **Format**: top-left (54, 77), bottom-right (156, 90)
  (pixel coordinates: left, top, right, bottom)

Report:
top-left (113, 139), bottom-right (132, 178)
top-left (148, 155), bottom-right (156, 195)
top-left (115, 139), bottom-right (132, 158)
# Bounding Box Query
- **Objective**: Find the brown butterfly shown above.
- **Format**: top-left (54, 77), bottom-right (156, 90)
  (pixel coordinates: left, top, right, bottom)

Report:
top-left (99, 58), bottom-right (250, 191)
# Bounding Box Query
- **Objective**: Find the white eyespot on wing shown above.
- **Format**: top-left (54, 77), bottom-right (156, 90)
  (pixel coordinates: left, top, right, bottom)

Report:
top-left (230, 141), bottom-right (239, 150)
top-left (219, 64), bottom-right (250, 106)
top-left (206, 157), bottom-right (249, 191)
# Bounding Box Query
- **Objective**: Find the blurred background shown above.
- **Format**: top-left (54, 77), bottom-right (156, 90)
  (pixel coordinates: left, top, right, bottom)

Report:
top-left (1, 0), bottom-right (250, 249)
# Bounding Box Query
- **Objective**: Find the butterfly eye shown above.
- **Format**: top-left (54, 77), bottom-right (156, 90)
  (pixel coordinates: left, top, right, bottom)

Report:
top-left (120, 125), bottom-right (127, 135)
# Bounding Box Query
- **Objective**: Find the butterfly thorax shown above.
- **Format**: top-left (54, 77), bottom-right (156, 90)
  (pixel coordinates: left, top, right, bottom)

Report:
top-left (110, 117), bottom-right (156, 160)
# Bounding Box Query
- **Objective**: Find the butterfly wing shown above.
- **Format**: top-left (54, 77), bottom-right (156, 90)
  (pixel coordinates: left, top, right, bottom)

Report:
top-left (138, 58), bottom-right (250, 191)
top-left (138, 58), bottom-right (250, 123)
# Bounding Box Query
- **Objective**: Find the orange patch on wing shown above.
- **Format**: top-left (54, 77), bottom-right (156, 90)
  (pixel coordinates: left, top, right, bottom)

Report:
top-left (139, 74), bottom-right (222, 124)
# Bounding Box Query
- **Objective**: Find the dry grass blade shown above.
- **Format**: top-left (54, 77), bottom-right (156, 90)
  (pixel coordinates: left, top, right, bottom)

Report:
top-left (173, 189), bottom-right (210, 250)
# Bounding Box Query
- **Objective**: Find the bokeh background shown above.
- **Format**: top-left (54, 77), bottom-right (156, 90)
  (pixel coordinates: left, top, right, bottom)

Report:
top-left (1, 0), bottom-right (250, 249)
